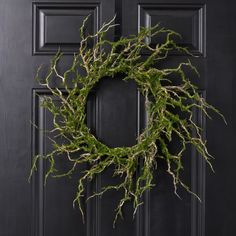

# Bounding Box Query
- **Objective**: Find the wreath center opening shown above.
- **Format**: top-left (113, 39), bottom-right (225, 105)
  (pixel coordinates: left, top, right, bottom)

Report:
top-left (86, 75), bottom-right (142, 148)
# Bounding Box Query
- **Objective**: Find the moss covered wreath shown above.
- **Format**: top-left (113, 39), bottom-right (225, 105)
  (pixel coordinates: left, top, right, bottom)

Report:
top-left (30, 16), bottom-right (225, 225)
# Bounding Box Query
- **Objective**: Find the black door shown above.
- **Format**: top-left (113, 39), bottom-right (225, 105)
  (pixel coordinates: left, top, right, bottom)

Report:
top-left (0, 0), bottom-right (235, 236)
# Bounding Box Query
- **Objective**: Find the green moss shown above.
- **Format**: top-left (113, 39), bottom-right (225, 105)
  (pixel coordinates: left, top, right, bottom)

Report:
top-left (29, 16), bottom-right (225, 226)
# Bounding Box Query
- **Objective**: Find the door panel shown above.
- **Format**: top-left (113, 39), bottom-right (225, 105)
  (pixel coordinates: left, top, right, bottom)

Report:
top-left (149, 106), bottom-right (206, 236)
top-left (32, 90), bottom-right (87, 236)
top-left (0, 0), bottom-right (235, 236)
top-left (138, 3), bottom-right (206, 56)
top-left (33, 2), bottom-right (101, 54)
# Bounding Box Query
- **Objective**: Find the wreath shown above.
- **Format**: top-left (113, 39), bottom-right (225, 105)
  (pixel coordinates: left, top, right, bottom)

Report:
top-left (30, 16), bottom-right (225, 226)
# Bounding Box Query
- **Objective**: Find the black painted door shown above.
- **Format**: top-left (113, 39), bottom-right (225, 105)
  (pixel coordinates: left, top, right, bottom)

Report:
top-left (0, 0), bottom-right (235, 236)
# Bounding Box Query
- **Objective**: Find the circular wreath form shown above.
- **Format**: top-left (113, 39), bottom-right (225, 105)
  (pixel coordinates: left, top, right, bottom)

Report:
top-left (30, 16), bottom-right (224, 226)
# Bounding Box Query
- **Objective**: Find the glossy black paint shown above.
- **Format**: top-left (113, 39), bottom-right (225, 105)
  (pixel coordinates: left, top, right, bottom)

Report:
top-left (0, 0), bottom-right (235, 235)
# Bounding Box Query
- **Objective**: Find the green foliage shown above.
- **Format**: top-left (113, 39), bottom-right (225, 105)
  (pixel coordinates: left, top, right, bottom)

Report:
top-left (30, 16), bottom-right (225, 226)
